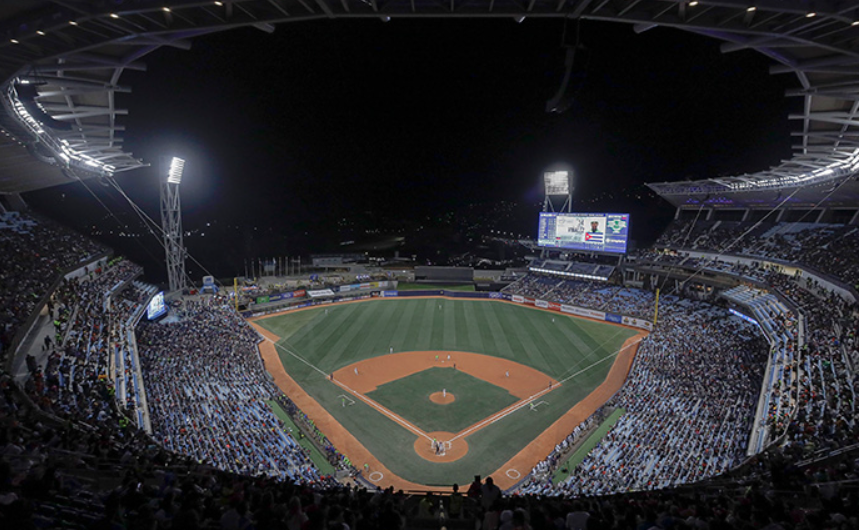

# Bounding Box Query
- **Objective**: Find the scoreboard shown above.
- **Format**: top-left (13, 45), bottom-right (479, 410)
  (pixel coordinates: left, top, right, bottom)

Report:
top-left (537, 212), bottom-right (630, 254)
top-left (146, 291), bottom-right (168, 320)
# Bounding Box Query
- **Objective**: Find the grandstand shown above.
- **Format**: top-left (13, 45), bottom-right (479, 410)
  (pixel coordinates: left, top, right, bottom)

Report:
top-left (1, 2), bottom-right (859, 529)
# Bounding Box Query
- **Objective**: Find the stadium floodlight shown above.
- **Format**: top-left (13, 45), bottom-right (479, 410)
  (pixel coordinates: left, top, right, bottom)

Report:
top-left (167, 157), bottom-right (185, 184)
top-left (161, 156), bottom-right (187, 293)
top-left (544, 170), bottom-right (570, 195)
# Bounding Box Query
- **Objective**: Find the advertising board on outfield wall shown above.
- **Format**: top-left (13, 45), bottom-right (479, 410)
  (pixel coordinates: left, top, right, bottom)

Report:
top-left (621, 315), bottom-right (653, 330)
top-left (504, 293), bottom-right (652, 331)
top-left (560, 304), bottom-right (605, 320)
top-left (251, 282), bottom-right (396, 307)
top-left (244, 290), bottom-right (654, 331)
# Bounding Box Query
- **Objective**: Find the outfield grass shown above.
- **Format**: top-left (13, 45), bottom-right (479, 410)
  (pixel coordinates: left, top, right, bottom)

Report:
top-left (396, 283), bottom-right (475, 291)
top-left (257, 298), bottom-right (637, 486)
top-left (366, 367), bottom-right (518, 433)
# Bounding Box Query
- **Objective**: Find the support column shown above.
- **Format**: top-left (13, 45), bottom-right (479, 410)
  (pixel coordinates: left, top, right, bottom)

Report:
top-left (160, 158), bottom-right (187, 294)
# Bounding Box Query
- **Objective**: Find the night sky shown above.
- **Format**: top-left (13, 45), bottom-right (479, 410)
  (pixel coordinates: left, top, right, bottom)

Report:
top-left (25, 18), bottom-right (797, 281)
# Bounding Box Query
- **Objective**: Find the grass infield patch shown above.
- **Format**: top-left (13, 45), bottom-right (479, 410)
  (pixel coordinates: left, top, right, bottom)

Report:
top-left (366, 367), bottom-right (518, 433)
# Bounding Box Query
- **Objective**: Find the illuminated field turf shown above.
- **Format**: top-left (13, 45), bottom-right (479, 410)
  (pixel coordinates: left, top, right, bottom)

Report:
top-left (256, 298), bottom-right (638, 486)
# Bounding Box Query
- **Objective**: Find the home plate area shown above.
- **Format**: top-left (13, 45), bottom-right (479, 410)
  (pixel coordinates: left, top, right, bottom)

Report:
top-left (330, 351), bottom-right (559, 463)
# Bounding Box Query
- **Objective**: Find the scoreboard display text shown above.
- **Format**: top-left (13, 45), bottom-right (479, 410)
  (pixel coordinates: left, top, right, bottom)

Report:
top-left (537, 212), bottom-right (630, 254)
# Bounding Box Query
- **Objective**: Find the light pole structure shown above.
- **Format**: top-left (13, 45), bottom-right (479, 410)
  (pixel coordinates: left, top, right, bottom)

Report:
top-left (541, 166), bottom-right (574, 259)
top-left (542, 167), bottom-right (574, 213)
top-left (160, 157), bottom-right (187, 293)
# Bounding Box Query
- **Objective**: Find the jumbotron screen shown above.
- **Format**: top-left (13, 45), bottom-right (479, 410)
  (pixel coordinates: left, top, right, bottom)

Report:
top-left (146, 291), bottom-right (167, 320)
top-left (537, 212), bottom-right (630, 254)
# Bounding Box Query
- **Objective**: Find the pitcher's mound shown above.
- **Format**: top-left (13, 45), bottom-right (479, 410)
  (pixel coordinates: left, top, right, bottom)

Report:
top-left (429, 391), bottom-right (455, 404)
top-left (414, 431), bottom-right (468, 462)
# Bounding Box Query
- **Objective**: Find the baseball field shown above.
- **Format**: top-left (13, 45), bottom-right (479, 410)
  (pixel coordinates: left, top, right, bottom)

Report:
top-left (250, 297), bottom-right (644, 490)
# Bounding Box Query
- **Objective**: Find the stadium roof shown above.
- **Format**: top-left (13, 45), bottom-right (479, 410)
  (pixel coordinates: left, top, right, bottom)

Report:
top-left (2, 1), bottom-right (859, 199)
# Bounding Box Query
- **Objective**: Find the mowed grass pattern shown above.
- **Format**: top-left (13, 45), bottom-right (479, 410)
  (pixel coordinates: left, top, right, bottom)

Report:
top-left (256, 298), bottom-right (638, 486)
top-left (366, 367), bottom-right (519, 433)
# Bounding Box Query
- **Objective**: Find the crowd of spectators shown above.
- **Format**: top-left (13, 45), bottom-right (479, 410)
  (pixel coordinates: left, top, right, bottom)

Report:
top-left (775, 279), bottom-right (858, 461)
top-left (23, 259), bottom-right (143, 426)
top-left (635, 245), bottom-right (858, 457)
top-left (719, 284), bottom-right (800, 450)
top-left (3, 365), bottom-right (417, 530)
top-left (136, 299), bottom-right (335, 484)
top-left (526, 409), bottom-right (606, 483)
top-left (2, 207), bottom-right (859, 529)
top-left (503, 275), bottom-right (656, 320)
top-left (0, 212), bottom-right (105, 361)
top-left (653, 219), bottom-right (859, 288)
top-left (520, 296), bottom-right (768, 497)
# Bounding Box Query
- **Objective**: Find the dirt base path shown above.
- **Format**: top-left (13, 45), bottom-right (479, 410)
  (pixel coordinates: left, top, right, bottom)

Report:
top-left (414, 431), bottom-right (468, 462)
top-left (332, 350), bottom-right (558, 400)
top-left (253, 324), bottom-right (432, 492)
top-left (251, 305), bottom-right (646, 492)
top-left (487, 330), bottom-right (645, 489)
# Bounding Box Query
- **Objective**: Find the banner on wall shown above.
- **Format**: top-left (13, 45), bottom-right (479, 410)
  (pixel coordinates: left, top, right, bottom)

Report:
top-left (561, 305), bottom-right (606, 320)
top-left (244, 290), bottom-right (653, 332)
top-left (621, 315), bottom-right (653, 330)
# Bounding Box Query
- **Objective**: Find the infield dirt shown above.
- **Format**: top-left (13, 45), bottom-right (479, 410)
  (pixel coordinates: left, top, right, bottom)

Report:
top-left (251, 311), bottom-right (644, 491)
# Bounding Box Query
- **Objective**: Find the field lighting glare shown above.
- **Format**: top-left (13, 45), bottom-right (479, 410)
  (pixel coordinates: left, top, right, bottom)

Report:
top-left (167, 157), bottom-right (185, 184)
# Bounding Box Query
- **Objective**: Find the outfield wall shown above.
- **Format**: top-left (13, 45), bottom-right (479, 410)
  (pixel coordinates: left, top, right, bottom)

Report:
top-left (506, 294), bottom-right (654, 331)
top-left (246, 288), bottom-right (654, 332)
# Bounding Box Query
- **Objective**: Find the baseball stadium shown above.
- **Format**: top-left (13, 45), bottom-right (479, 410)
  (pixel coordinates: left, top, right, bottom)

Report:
top-left (1, 2), bottom-right (858, 529)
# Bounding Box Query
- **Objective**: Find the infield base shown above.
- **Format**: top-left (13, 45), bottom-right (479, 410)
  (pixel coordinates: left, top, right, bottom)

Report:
top-left (414, 431), bottom-right (468, 462)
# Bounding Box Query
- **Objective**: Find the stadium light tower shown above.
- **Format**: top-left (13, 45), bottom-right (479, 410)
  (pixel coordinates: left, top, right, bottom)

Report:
top-left (543, 164), bottom-right (574, 213)
top-left (160, 157), bottom-right (187, 293)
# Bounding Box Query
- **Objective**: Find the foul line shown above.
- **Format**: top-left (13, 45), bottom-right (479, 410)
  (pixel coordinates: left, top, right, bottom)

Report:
top-left (264, 336), bottom-right (329, 378)
top-left (554, 326), bottom-right (629, 382)
top-left (263, 335), bottom-right (432, 443)
top-left (449, 335), bottom-right (644, 443)
top-left (330, 379), bottom-right (433, 442)
top-left (260, 326), bottom-right (645, 448)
